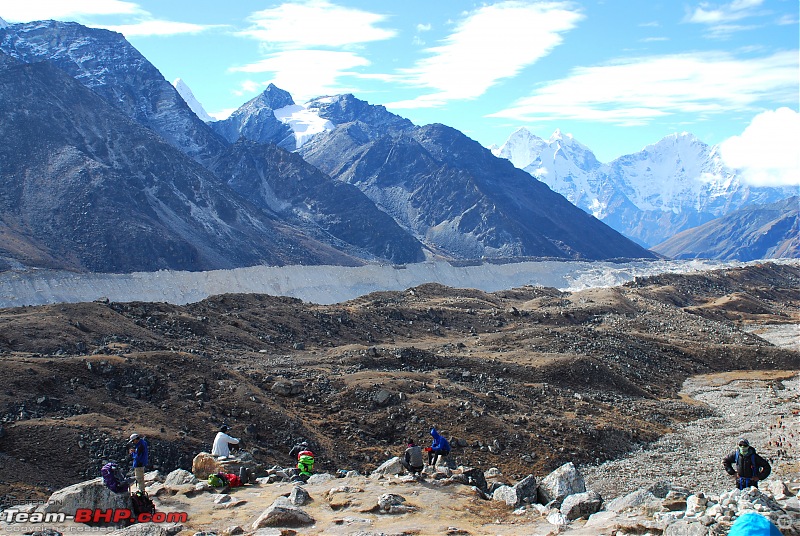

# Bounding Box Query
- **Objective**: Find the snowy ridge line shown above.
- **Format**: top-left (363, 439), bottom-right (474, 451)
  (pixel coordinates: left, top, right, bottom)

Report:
top-left (1, 259), bottom-right (795, 308)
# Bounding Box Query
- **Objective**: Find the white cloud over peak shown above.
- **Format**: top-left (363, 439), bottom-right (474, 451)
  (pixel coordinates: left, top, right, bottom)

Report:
top-left (0, 0), bottom-right (144, 22)
top-left (239, 1), bottom-right (396, 48)
top-left (391, 1), bottom-right (583, 109)
top-left (101, 19), bottom-right (210, 37)
top-left (488, 51), bottom-right (798, 126)
top-left (719, 107), bottom-right (800, 187)
top-left (231, 49), bottom-right (369, 102)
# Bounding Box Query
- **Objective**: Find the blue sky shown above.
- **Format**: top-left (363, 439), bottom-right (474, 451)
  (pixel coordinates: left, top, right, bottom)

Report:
top-left (1, 0), bottom-right (798, 185)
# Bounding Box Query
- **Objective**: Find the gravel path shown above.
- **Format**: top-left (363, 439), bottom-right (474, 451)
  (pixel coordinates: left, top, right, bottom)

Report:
top-left (581, 371), bottom-right (800, 499)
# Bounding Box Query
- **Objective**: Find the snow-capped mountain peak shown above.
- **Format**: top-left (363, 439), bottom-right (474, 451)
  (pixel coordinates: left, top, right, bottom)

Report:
top-left (491, 127), bottom-right (548, 169)
top-left (0, 17), bottom-right (9, 29)
top-left (173, 78), bottom-right (213, 123)
top-left (274, 102), bottom-right (335, 148)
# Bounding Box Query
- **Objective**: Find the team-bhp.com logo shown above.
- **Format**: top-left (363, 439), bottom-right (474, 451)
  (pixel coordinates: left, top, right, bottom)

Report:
top-left (2, 508), bottom-right (188, 524)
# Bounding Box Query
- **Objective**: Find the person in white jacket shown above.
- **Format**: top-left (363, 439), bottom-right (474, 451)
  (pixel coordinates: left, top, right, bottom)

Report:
top-left (212, 425), bottom-right (240, 457)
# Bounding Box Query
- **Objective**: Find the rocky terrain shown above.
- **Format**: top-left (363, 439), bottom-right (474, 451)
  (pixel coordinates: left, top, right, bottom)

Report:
top-left (0, 262), bottom-right (798, 534)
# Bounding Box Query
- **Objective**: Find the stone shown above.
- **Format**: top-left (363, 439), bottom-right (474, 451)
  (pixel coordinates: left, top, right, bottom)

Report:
top-left (373, 389), bottom-right (394, 406)
top-left (222, 527), bottom-right (244, 536)
top-left (305, 473), bottom-right (335, 485)
top-left (289, 485), bottom-right (311, 506)
top-left (271, 379), bottom-right (302, 397)
top-left (43, 478), bottom-right (131, 516)
top-left (513, 474), bottom-right (538, 503)
top-left (191, 452), bottom-right (224, 480)
top-left (663, 519), bottom-right (708, 536)
top-left (546, 510), bottom-right (568, 527)
top-left (164, 469), bottom-right (198, 487)
top-left (606, 489), bottom-right (660, 514)
top-left (371, 457), bottom-right (404, 476)
top-left (493, 485), bottom-right (521, 507)
top-left (537, 462), bottom-right (585, 504)
top-left (377, 493), bottom-right (406, 511)
top-left (560, 490), bottom-right (603, 520)
top-left (252, 497), bottom-right (314, 528)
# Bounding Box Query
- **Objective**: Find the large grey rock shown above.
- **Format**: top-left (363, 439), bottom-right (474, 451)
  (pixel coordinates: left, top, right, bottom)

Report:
top-left (43, 478), bottom-right (131, 515)
top-left (537, 462), bottom-right (585, 504)
top-left (606, 489), bottom-right (660, 514)
top-left (252, 497), bottom-right (314, 528)
top-left (560, 490), bottom-right (603, 520)
top-left (492, 485), bottom-right (521, 507)
top-left (663, 519), bottom-right (709, 536)
top-left (164, 469), bottom-right (198, 487)
top-left (514, 474), bottom-right (538, 503)
top-left (288, 485), bottom-right (311, 506)
top-left (371, 457), bottom-right (404, 476)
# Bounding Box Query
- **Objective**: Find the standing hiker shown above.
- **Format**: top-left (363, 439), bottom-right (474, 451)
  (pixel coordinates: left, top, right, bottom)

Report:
top-left (289, 439), bottom-right (310, 460)
top-left (401, 439), bottom-right (424, 475)
top-left (212, 425), bottom-right (240, 458)
top-left (723, 438), bottom-right (771, 489)
top-left (428, 427), bottom-right (450, 467)
top-left (128, 433), bottom-right (149, 493)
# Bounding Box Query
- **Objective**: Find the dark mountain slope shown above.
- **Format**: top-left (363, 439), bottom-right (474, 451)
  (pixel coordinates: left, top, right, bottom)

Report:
top-left (303, 123), bottom-right (656, 260)
top-left (0, 20), bottom-right (228, 165)
top-left (652, 196), bottom-right (799, 260)
top-left (0, 56), bottom-right (358, 272)
top-left (209, 140), bottom-right (425, 263)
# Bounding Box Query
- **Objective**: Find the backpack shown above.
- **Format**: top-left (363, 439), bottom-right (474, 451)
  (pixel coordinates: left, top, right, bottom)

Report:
top-left (208, 473), bottom-right (228, 487)
top-left (100, 462), bottom-right (129, 493)
top-left (297, 453), bottom-right (315, 476)
top-left (130, 491), bottom-right (155, 516)
top-left (224, 473), bottom-right (243, 487)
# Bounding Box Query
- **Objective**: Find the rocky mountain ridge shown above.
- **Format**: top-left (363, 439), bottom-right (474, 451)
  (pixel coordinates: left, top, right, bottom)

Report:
top-left (494, 127), bottom-right (796, 248)
top-left (0, 19), bottom-right (654, 273)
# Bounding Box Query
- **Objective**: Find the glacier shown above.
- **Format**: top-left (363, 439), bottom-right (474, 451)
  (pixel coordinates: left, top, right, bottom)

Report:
top-left (2, 259), bottom-right (796, 308)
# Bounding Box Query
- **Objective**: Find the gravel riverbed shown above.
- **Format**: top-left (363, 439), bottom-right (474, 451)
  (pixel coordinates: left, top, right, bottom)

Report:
top-left (581, 370), bottom-right (800, 499)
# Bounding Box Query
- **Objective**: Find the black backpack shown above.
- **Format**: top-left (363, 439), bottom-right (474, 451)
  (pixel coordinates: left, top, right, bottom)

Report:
top-left (130, 491), bottom-right (155, 516)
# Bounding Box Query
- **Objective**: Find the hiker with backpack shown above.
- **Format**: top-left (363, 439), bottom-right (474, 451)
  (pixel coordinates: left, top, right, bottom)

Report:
top-left (296, 448), bottom-right (315, 482)
top-left (723, 438), bottom-right (771, 489)
top-left (401, 439), bottom-right (424, 475)
top-left (428, 427), bottom-right (450, 467)
top-left (212, 425), bottom-right (240, 458)
top-left (128, 433), bottom-right (149, 493)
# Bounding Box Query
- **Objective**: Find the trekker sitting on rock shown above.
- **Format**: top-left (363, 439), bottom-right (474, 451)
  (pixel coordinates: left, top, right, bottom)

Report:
top-left (401, 439), bottom-right (424, 475)
top-left (212, 425), bottom-right (240, 458)
top-left (428, 427), bottom-right (450, 467)
top-left (723, 438), bottom-right (771, 489)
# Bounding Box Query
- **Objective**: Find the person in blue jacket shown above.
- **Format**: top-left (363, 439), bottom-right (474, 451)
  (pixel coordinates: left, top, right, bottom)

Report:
top-left (128, 433), bottom-right (149, 493)
top-left (428, 428), bottom-right (450, 466)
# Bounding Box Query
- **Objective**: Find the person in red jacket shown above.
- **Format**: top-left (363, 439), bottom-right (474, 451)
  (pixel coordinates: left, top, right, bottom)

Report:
top-left (722, 438), bottom-right (771, 489)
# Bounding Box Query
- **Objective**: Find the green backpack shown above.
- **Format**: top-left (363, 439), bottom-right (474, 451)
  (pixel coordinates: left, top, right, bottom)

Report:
top-left (298, 454), bottom-right (315, 476)
top-left (208, 473), bottom-right (226, 487)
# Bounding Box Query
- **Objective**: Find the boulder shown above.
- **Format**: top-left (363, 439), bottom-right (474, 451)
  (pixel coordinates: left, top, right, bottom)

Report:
top-left (164, 469), bottom-right (198, 487)
top-left (271, 379), bottom-right (303, 397)
top-left (514, 475), bottom-right (538, 503)
top-left (378, 493), bottom-right (406, 511)
top-left (663, 519), bottom-right (709, 536)
top-left (305, 473), bottom-right (335, 485)
top-left (42, 478), bottom-right (131, 515)
top-left (537, 462), bottom-right (585, 504)
top-left (252, 497), bottom-right (314, 528)
top-left (289, 485), bottom-right (311, 506)
top-left (191, 452), bottom-right (224, 479)
top-left (560, 490), bottom-right (603, 520)
top-left (371, 457), bottom-right (404, 476)
top-left (493, 485), bottom-right (521, 507)
top-left (606, 489), bottom-right (661, 514)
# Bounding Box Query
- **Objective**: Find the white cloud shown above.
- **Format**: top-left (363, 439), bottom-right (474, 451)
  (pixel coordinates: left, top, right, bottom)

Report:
top-left (99, 19), bottom-right (210, 37)
top-left (392, 1), bottom-right (583, 109)
top-left (239, 1), bottom-right (396, 47)
top-left (0, 0), bottom-right (143, 22)
top-left (488, 51), bottom-right (799, 126)
top-left (231, 49), bottom-right (369, 102)
top-left (416, 23), bottom-right (431, 32)
top-left (686, 0), bottom-right (764, 24)
top-left (719, 108), bottom-right (800, 187)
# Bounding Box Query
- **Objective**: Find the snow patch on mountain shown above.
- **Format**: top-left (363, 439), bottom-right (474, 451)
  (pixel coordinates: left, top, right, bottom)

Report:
top-left (273, 103), bottom-right (335, 148)
top-left (173, 78), bottom-right (213, 122)
top-left (0, 17), bottom-right (9, 29)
